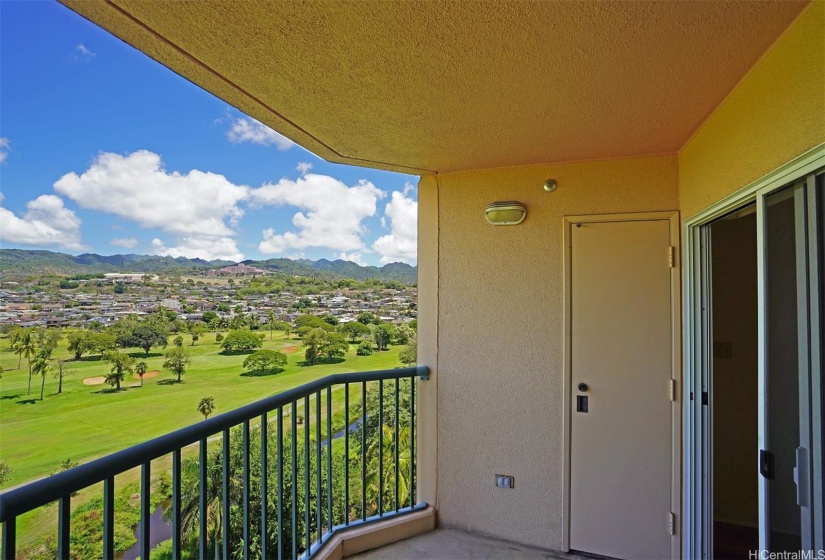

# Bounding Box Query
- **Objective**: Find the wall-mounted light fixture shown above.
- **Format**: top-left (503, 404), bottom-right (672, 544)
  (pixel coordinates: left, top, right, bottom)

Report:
top-left (485, 201), bottom-right (526, 225)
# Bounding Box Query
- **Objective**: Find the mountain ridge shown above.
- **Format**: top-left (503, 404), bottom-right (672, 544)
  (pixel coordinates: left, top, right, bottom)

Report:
top-left (0, 249), bottom-right (417, 283)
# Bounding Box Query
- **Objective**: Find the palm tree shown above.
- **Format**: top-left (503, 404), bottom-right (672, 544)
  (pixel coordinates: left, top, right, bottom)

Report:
top-left (135, 361), bottom-right (148, 387)
top-left (31, 350), bottom-right (53, 401)
top-left (20, 332), bottom-right (38, 396)
top-left (267, 310), bottom-right (276, 340)
top-left (365, 425), bottom-right (412, 514)
top-left (197, 396), bottom-right (216, 420)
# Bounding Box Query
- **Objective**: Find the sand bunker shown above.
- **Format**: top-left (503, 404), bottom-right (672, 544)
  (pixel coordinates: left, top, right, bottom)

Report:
top-left (83, 376), bottom-right (106, 386)
top-left (282, 346), bottom-right (299, 354)
top-left (133, 370), bottom-right (160, 380)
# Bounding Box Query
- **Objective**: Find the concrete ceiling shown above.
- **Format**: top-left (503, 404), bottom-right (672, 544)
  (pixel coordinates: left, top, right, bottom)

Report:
top-left (61, 0), bottom-right (808, 175)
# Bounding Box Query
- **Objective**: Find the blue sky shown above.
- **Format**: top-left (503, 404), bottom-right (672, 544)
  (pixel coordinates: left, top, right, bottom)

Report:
top-left (0, 1), bottom-right (417, 266)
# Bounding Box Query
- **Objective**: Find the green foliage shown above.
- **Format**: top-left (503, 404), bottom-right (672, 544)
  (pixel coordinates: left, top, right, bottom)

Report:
top-left (114, 282), bottom-right (126, 294)
top-left (163, 347), bottom-right (191, 382)
top-left (294, 314), bottom-right (334, 331)
top-left (67, 330), bottom-right (94, 360)
top-left (58, 279), bottom-right (79, 289)
top-left (221, 329), bottom-right (264, 352)
top-left (202, 310), bottom-right (218, 324)
top-left (0, 459), bottom-right (13, 487)
top-left (302, 329), bottom-right (349, 365)
top-left (198, 396), bottom-right (216, 420)
top-left (321, 313), bottom-right (339, 326)
top-left (338, 321), bottom-right (371, 343)
top-left (357, 312), bottom-right (378, 325)
top-left (174, 335), bottom-right (184, 347)
top-left (135, 361), bottom-right (149, 386)
top-left (373, 323), bottom-right (395, 351)
top-left (242, 350), bottom-right (287, 376)
top-left (356, 341), bottom-right (373, 356)
top-left (117, 323), bottom-right (169, 356)
top-left (215, 332), bottom-right (224, 344)
top-left (399, 336), bottom-right (417, 366)
top-left (104, 350), bottom-right (135, 391)
top-left (392, 324), bottom-right (414, 346)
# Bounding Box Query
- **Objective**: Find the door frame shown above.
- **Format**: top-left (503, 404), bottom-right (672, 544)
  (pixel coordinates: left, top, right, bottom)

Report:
top-left (682, 142), bottom-right (825, 558)
top-left (561, 210), bottom-right (682, 558)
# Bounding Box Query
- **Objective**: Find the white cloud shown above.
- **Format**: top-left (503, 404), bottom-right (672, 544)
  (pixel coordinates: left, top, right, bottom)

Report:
top-left (296, 162), bottom-right (312, 175)
top-left (151, 237), bottom-right (243, 262)
top-left (110, 237), bottom-right (138, 249)
top-left (253, 174), bottom-right (385, 255)
top-left (338, 252), bottom-right (367, 266)
top-left (372, 185), bottom-right (417, 265)
top-left (76, 43), bottom-right (96, 58)
top-left (227, 117), bottom-right (294, 150)
top-left (0, 193), bottom-right (88, 251)
top-left (0, 138), bottom-right (9, 163)
top-left (54, 150), bottom-right (248, 260)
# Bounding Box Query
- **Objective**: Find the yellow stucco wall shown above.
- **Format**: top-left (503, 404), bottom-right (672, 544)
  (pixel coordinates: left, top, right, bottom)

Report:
top-left (679, 0), bottom-right (825, 219)
top-left (417, 2), bottom-right (823, 552)
top-left (420, 156), bottom-right (678, 550)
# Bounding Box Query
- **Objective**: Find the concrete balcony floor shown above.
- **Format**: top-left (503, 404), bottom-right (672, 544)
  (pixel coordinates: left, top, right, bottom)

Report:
top-left (349, 528), bottom-right (593, 560)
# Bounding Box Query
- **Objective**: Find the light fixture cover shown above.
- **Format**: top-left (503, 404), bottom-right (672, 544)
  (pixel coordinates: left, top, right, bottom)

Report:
top-left (485, 201), bottom-right (526, 225)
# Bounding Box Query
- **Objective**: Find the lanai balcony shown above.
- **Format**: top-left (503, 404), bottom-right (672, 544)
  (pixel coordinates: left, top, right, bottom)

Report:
top-left (2, 1), bottom-right (824, 559)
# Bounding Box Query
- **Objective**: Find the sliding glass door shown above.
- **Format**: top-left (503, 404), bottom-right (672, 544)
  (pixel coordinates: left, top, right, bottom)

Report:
top-left (758, 172), bottom-right (823, 553)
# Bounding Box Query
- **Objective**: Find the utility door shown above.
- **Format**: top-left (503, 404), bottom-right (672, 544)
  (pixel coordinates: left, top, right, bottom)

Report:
top-left (569, 218), bottom-right (675, 559)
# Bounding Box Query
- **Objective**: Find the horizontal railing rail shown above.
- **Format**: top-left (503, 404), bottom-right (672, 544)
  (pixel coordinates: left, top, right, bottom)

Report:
top-left (1, 365), bottom-right (429, 560)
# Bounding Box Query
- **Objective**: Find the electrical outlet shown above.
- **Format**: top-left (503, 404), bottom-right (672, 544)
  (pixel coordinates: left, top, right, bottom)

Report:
top-left (495, 475), bottom-right (514, 489)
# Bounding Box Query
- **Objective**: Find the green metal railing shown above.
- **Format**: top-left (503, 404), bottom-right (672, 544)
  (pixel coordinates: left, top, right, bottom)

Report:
top-left (0, 366), bottom-right (428, 559)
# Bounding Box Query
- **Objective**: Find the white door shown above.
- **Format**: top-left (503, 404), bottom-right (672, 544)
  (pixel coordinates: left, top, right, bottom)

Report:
top-left (569, 219), bottom-right (675, 559)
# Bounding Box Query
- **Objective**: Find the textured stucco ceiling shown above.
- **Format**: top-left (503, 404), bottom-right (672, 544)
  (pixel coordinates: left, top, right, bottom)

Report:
top-left (61, 0), bottom-right (808, 174)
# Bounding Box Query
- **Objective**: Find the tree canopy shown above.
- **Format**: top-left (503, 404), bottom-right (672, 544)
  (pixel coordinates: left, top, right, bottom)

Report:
top-left (242, 350), bottom-right (288, 376)
top-left (303, 328), bottom-right (349, 365)
top-left (117, 323), bottom-right (169, 356)
top-left (221, 329), bottom-right (264, 352)
top-left (163, 347), bottom-right (191, 383)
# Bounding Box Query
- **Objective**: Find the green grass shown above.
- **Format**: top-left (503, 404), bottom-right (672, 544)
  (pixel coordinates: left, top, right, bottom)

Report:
top-left (0, 331), bottom-right (401, 488)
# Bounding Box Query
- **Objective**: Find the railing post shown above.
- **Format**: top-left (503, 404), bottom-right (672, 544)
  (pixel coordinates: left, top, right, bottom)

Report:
top-left (277, 407), bottom-right (284, 560)
top-left (291, 401), bottom-right (297, 560)
top-left (379, 379), bottom-right (384, 517)
top-left (222, 429), bottom-right (231, 559)
top-left (243, 420), bottom-right (251, 560)
top-left (361, 381), bottom-right (367, 522)
top-left (2, 518), bottom-right (16, 560)
top-left (411, 377), bottom-right (416, 507)
top-left (199, 438), bottom-right (208, 560)
top-left (304, 395), bottom-right (310, 555)
top-left (141, 461), bottom-right (151, 560)
top-left (326, 386), bottom-right (332, 534)
top-left (316, 391), bottom-right (322, 546)
top-left (173, 448), bottom-right (182, 560)
top-left (57, 495), bottom-right (70, 558)
top-left (103, 476), bottom-right (115, 560)
top-left (344, 382), bottom-right (350, 526)
top-left (262, 412), bottom-right (269, 560)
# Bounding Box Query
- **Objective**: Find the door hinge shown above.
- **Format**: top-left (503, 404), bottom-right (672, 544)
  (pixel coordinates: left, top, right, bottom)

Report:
top-left (668, 512), bottom-right (676, 536)
top-left (668, 246), bottom-right (676, 268)
top-left (668, 379), bottom-right (677, 401)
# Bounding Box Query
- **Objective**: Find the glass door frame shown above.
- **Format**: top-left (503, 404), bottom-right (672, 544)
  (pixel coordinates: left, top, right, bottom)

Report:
top-left (683, 144), bottom-right (825, 558)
